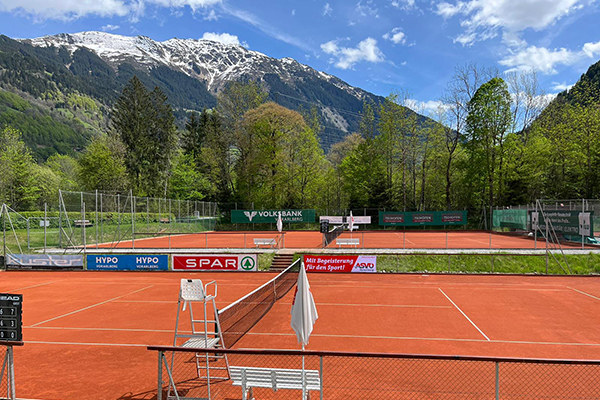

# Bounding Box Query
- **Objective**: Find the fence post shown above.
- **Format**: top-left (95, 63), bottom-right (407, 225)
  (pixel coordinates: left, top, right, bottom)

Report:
top-left (131, 190), bottom-right (135, 250)
top-left (495, 362), bottom-right (500, 400)
top-left (26, 218), bottom-right (30, 251)
top-left (319, 355), bottom-right (324, 400)
top-left (44, 203), bottom-right (47, 254)
top-left (58, 190), bottom-right (62, 248)
top-left (95, 190), bottom-right (99, 249)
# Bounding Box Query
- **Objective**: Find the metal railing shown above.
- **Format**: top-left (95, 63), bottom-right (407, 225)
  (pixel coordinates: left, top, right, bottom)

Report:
top-left (148, 346), bottom-right (600, 400)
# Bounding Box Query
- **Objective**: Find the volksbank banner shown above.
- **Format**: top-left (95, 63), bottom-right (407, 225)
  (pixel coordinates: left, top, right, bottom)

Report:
top-left (86, 254), bottom-right (169, 271)
top-left (530, 210), bottom-right (594, 236)
top-left (231, 209), bottom-right (316, 224)
top-left (379, 211), bottom-right (467, 226)
top-left (7, 254), bottom-right (84, 270)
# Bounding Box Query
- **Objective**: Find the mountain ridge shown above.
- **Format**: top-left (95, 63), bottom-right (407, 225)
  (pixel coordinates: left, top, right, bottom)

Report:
top-left (0, 31), bottom-right (429, 157)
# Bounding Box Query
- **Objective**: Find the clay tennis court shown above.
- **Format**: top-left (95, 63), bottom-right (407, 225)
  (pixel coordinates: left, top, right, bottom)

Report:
top-left (3, 270), bottom-right (600, 399)
top-left (98, 230), bottom-right (581, 249)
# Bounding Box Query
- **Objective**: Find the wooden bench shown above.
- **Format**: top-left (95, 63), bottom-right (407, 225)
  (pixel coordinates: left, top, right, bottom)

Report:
top-left (230, 366), bottom-right (322, 400)
top-left (336, 238), bottom-right (360, 247)
top-left (254, 238), bottom-right (277, 248)
top-left (74, 219), bottom-right (93, 228)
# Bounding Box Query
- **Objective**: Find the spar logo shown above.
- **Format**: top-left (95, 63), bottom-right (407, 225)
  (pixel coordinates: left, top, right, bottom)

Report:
top-left (244, 211), bottom-right (258, 222)
top-left (240, 256), bottom-right (256, 271)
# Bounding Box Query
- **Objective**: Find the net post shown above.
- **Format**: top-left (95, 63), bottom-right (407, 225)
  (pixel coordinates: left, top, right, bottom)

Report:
top-left (157, 351), bottom-right (163, 400)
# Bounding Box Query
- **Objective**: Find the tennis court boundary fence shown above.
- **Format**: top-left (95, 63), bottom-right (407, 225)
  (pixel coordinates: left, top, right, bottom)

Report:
top-left (148, 346), bottom-right (600, 400)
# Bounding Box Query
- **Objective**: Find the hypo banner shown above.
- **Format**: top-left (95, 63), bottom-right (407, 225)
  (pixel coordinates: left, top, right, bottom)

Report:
top-left (7, 254), bottom-right (83, 270)
top-left (302, 255), bottom-right (377, 273)
top-left (172, 254), bottom-right (258, 271)
top-left (231, 209), bottom-right (316, 224)
top-left (86, 254), bottom-right (168, 271)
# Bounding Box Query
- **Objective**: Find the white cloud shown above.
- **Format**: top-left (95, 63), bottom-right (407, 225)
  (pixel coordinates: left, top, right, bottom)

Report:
top-left (499, 40), bottom-right (600, 75)
top-left (552, 82), bottom-right (574, 91)
top-left (204, 9), bottom-right (218, 20)
top-left (583, 40), bottom-right (600, 57)
top-left (407, 99), bottom-right (448, 115)
top-left (391, 0), bottom-right (415, 10)
top-left (435, 0), bottom-right (585, 47)
top-left (355, 0), bottom-right (379, 17)
top-left (499, 45), bottom-right (579, 74)
top-left (291, 9), bottom-right (296, 16)
top-left (201, 32), bottom-right (242, 46)
top-left (0, 0), bottom-right (129, 20)
top-left (383, 28), bottom-right (406, 45)
top-left (101, 24), bottom-right (120, 31)
top-left (0, 0), bottom-right (221, 20)
top-left (221, 4), bottom-right (311, 51)
top-left (321, 37), bottom-right (385, 69)
top-left (322, 3), bottom-right (333, 16)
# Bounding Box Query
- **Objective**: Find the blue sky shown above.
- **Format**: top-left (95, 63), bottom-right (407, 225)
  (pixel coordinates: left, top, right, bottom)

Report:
top-left (1, 0), bottom-right (599, 114)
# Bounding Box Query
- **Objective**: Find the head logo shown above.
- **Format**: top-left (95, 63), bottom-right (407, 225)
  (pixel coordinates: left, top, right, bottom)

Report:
top-left (240, 256), bottom-right (256, 271)
top-left (244, 211), bottom-right (258, 222)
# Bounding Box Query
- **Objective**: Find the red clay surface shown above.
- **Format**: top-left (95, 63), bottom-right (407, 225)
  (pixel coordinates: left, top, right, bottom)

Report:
top-left (98, 230), bottom-right (582, 249)
top-left (2, 271), bottom-right (600, 399)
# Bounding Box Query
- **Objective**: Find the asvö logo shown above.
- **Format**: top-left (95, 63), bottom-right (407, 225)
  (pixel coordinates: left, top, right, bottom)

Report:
top-left (244, 211), bottom-right (258, 222)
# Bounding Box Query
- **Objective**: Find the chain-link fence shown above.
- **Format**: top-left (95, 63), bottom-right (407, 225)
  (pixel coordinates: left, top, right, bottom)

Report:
top-left (150, 347), bottom-right (600, 400)
top-left (0, 191), bottom-right (219, 254)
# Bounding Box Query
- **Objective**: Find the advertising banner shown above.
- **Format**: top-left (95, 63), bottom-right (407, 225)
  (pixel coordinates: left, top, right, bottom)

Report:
top-left (231, 209), bottom-right (315, 224)
top-left (531, 210), bottom-right (594, 235)
top-left (7, 254), bottom-right (83, 270)
top-left (86, 254), bottom-right (168, 271)
top-left (172, 254), bottom-right (258, 271)
top-left (319, 216), bottom-right (371, 224)
top-left (302, 255), bottom-right (377, 273)
top-left (493, 209), bottom-right (528, 230)
top-left (579, 212), bottom-right (591, 236)
top-left (379, 211), bottom-right (467, 226)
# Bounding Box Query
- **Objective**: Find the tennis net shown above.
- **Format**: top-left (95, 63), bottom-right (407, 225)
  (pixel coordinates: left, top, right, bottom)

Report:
top-left (217, 259), bottom-right (300, 348)
top-left (323, 225), bottom-right (345, 247)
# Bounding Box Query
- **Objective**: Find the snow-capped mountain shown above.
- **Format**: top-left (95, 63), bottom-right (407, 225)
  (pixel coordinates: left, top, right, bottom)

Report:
top-left (3, 32), bottom-right (426, 150)
top-left (24, 31), bottom-right (368, 98)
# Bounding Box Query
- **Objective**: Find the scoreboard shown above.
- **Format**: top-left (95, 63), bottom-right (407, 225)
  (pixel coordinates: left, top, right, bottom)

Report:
top-left (0, 293), bottom-right (22, 342)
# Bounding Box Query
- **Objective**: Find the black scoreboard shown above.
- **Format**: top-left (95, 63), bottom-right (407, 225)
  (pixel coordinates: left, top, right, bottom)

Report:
top-left (0, 293), bottom-right (22, 342)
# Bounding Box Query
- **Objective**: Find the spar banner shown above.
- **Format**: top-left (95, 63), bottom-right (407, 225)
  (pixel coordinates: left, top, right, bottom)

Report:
top-left (379, 211), bottom-right (467, 226)
top-left (303, 255), bottom-right (377, 273)
top-left (86, 254), bottom-right (168, 271)
top-left (231, 209), bottom-right (316, 224)
top-left (7, 254), bottom-right (83, 270)
top-left (172, 254), bottom-right (258, 271)
top-left (531, 210), bottom-right (594, 235)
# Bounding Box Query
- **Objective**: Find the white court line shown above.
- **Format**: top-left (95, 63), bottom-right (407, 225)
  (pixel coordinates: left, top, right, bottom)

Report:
top-left (111, 299), bottom-right (232, 305)
top-left (30, 285), bottom-right (154, 327)
top-left (25, 326), bottom-right (185, 333)
top-left (24, 340), bottom-right (149, 347)
top-left (439, 288), bottom-right (490, 341)
top-left (4, 281), bottom-right (57, 292)
top-left (316, 303), bottom-right (451, 308)
top-left (393, 232), bottom-right (415, 245)
top-left (245, 332), bottom-right (600, 348)
top-left (568, 287), bottom-right (600, 301)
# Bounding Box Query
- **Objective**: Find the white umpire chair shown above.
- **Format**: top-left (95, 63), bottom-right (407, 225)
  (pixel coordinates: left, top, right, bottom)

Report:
top-left (171, 279), bottom-right (230, 397)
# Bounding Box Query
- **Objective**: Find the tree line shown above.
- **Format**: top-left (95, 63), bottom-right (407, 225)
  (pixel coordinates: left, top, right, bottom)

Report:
top-left (1, 65), bottom-right (600, 216)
